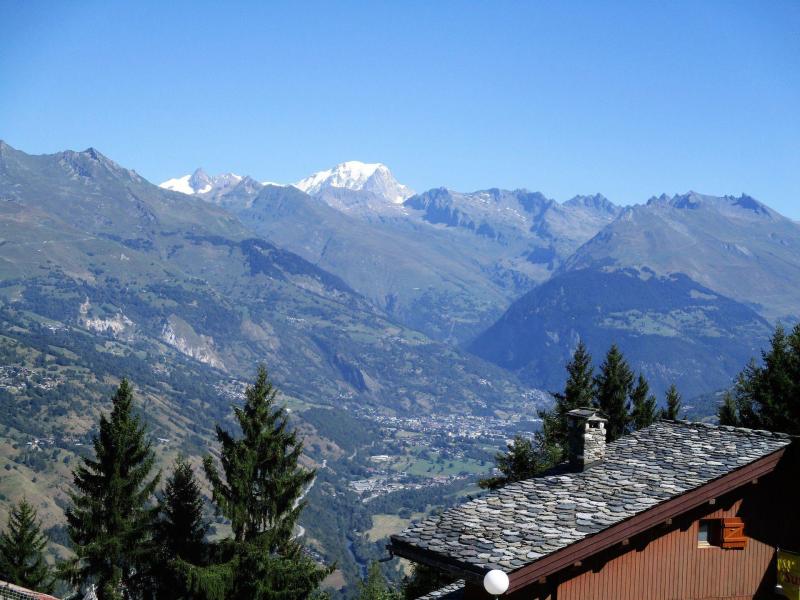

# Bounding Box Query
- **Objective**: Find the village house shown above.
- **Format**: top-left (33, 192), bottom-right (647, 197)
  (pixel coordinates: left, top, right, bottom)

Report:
top-left (390, 409), bottom-right (799, 600)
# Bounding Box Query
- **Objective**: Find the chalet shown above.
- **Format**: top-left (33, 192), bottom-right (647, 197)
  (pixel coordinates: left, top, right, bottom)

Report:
top-left (389, 409), bottom-right (800, 600)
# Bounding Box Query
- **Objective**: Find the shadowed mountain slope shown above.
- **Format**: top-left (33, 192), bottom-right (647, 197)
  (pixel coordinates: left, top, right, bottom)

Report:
top-left (469, 267), bottom-right (773, 399)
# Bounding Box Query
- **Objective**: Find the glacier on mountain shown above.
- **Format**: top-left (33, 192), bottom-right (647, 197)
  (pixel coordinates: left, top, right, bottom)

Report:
top-left (294, 160), bottom-right (414, 204)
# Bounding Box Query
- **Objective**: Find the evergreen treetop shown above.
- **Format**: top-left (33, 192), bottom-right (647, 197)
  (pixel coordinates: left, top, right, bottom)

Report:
top-left (718, 324), bottom-right (800, 434)
top-left (158, 455), bottom-right (207, 564)
top-left (153, 455), bottom-right (209, 600)
top-left (593, 344), bottom-right (634, 441)
top-left (661, 384), bottom-right (682, 420)
top-left (0, 498), bottom-right (53, 593)
top-left (358, 562), bottom-right (400, 600)
top-left (629, 374), bottom-right (657, 432)
top-left (203, 365), bottom-right (314, 545)
top-left (184, 365), bottom-right (330, 600)
top-left (550, 341), bottom-right (595, 454)
top-left (65, 378), bottom-right (160, 600)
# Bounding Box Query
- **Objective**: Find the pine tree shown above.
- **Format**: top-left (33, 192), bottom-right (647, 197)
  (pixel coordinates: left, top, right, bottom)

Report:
top-left (718, 324), bottom-right (800, 435)
top-left (0, 499), bottom-right (53, 593)
top-left (155, 456), bottom-right (208, 599)
top-left (593, 345), bottom-right (634, 441)
top-left (718, 391), bottom-right (739, 426)
top-left (549, 341), bottom-right (595, 454)
top-left (359, 562), bottom-right (400, 600)
top-left (186, 365), bottom-right (330, 600)
top-left (661, 384), bottom-right (682, 420)
top-left (629, 374), bottom-right (657, 431)
top-left (64, 379), bottom-right (160, 600)
top-left (478, 435), bottom-right (553, 490)
top-left (159, 456), bottom-right (207, 564)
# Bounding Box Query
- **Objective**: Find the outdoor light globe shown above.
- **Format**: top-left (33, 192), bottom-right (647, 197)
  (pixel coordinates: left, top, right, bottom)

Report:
top-left (483, 569), bottom-right (509, 596)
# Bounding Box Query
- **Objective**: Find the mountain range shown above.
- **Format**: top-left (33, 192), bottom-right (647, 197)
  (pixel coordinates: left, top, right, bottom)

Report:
top-left (159, 160), bottom-right (800, 400)
top-left (2, 142), bottom-right (797, 424)
top-left (0, 142), bottom-right (534, 422)
top-left (159, 164), bottom-right (623, 343)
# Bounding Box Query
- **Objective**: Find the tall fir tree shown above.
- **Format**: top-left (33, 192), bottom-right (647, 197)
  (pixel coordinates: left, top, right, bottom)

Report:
top-left (65, 379), bottom-right (160, 600)
top-left (718, 324), bottom-right (800, 435)
top-left (185, 365), bottom-right (330, 600)
top-left (629, 374), bottom-right (657, 431)
top-left (661, 384), bottom-right (682, 420)
top-left (593, 344), bottom-right (634, 441)
top-left (154, 456), bottom-right (208, 599)
top-left (549, 341), bottom-right (595, 455)
top-left (0, 498), bottom-right (53, 593)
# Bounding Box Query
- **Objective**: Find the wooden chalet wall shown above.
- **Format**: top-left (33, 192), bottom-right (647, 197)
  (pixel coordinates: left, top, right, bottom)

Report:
top-left (552, 455), bottom-right (799, 600)
top-left (556, 497), bottom-right (771, 600)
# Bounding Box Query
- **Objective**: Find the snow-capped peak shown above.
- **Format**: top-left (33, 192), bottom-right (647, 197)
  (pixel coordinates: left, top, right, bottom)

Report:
top-left (159, 168), bottom-right (242, 195)
top-left (294, 161), bottom-right (413, 204)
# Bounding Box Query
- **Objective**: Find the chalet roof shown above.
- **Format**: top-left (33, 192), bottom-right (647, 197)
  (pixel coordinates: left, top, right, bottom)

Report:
top-left (390, 421), bottom-right (792, 580)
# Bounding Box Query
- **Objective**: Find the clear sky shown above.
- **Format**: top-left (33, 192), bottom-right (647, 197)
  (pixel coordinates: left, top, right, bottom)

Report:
top-left (1, 1), bottom-right (799, 216)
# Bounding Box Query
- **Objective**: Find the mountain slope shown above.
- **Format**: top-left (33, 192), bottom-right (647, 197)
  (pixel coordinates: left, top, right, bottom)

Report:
top-left (469, 267), bottom-right (773, 399)
top-left (469, 192), bottom-right (800, 401)
top-left (213, 183), bottom-right (520, 342)
top-left (0, 141), bottom-right (531, 414)
top-left (404, 188), bottom-right (620, 282)
top-left (162, 168), bottom-right (621, 343)
top-left (565, 192), bottom-right (800, 322)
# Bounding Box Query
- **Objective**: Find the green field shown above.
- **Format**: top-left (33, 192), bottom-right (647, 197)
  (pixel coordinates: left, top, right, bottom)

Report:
top-left (366, 512), bottom-right (425, 541)
top-left (391, 451), bottom-right (488, 478)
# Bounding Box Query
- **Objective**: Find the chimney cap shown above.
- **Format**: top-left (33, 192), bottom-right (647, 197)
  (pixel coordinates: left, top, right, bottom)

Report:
top-left (567, 407), bottom-right (607, 421)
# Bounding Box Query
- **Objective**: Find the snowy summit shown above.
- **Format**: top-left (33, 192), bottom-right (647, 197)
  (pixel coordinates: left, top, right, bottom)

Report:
top-left (294, 161), bottom-right (413, 205)
top-left (159, 168), bottom-right (246, 195)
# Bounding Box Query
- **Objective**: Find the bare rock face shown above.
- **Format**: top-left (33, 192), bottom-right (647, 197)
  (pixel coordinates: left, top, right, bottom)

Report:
top-left (161, 315), bottom-right (225, 370)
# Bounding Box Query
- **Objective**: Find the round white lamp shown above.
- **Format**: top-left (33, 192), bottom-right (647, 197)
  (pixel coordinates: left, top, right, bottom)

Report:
top-left (483, 569), bottom-right (509, 596)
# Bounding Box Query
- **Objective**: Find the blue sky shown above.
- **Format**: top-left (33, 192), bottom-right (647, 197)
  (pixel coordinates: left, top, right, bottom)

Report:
top-left (1, 1), bottom-right (799, 216)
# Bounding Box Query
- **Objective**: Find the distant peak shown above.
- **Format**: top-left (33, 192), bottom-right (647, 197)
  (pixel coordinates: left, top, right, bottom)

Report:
top-left (294, 160), bottom-right (413, 205)
top-left (564, 193), bottom-right (618, 214)
top-left (728, 194), bottom-right (771, 216)
top-left (83, 147), bottom-right (103, 160)
top-left (160, 169), bottom-right (245, 195)
top-left (646, 192), bottom-right (774, 218)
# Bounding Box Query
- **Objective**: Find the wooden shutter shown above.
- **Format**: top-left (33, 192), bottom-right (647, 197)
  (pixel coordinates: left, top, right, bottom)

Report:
top-left (720, 517), bottom-right (747, 549)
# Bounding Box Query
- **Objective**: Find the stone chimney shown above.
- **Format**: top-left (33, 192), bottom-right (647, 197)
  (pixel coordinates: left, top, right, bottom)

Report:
top-left (567, 408), bottom-right (607, 471)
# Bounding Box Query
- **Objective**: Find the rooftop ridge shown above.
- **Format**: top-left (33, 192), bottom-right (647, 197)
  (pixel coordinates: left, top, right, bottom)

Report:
top-left (659, 418), bottom-right (794, 439)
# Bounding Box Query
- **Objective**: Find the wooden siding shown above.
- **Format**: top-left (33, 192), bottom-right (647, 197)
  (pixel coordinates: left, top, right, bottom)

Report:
top-left (555, 489), bottom-right (779, 600)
